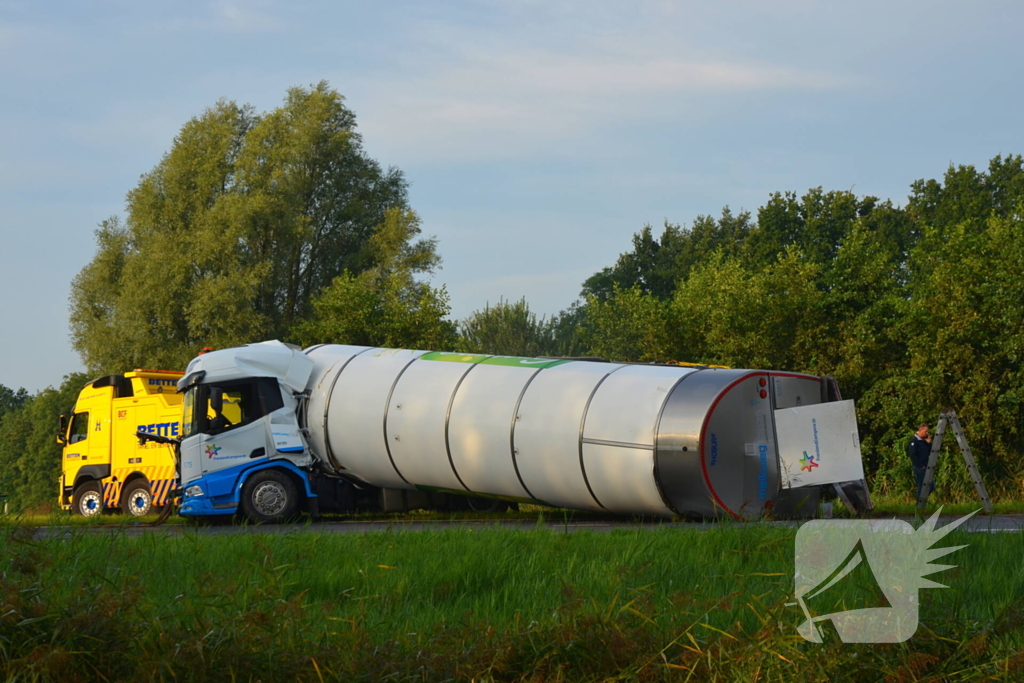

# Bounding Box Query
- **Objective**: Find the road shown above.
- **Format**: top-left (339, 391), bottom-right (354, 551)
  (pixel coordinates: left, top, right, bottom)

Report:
top-left (24, 512), bottom-right (1024, 539)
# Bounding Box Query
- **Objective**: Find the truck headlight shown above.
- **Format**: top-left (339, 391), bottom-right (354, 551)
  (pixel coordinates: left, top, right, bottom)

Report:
top-left (184, 485), bottom-right (204, 497)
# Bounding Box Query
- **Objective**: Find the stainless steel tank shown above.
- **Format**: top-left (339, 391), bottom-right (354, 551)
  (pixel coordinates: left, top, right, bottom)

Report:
top-left (303, 345), bottom-right (826, 519)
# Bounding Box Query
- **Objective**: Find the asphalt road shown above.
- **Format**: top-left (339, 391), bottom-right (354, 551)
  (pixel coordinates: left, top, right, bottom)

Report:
top-left (25, 512), bottom-right (1024, 539)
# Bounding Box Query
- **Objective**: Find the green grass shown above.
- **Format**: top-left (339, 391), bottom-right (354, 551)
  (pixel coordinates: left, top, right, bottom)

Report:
top-left (865, 493), bottom-right (1024, 517)
top-left (2, 522), bottom-right (1023, 682)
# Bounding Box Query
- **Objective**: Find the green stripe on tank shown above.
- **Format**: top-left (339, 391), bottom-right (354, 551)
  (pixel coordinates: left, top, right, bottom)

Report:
top-left (419, 352), bottom-right (570, 369)
top-left (419, 352), bottom-right (490, 364)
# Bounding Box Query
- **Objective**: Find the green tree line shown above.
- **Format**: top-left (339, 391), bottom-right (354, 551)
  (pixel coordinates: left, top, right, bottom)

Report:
top-left (2, 81), bottom-right (1020, 509)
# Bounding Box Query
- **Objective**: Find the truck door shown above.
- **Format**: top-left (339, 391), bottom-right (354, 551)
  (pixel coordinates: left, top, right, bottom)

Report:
top-left (198, 383), bottom-right (265, 478)
top-left (179, 379), bottom-right (280, 494)
top-left (66, 410), bottom-right (92, 463)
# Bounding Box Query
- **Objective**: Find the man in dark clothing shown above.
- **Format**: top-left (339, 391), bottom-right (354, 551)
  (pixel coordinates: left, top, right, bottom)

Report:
top-left (908, 423), bottom-right (932, 499)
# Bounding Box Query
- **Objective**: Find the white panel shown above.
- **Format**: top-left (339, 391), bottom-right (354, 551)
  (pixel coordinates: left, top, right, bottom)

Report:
top-left (775, 400), bottom-right (864, 488)
top-left (582, 443), bottom-right (673, 516)
top-left (324, 348), bottom-right (426, 488)
top-left (448, 364), bottom-right (534, 499)
top-left (304, 345), bottom-right (373, 469)
top-left (387, 359), bottom-right (471, 490)
top-left (515, 362), bottom-right (622, 509)
top-left (584, 365), bottom-right (693, 446)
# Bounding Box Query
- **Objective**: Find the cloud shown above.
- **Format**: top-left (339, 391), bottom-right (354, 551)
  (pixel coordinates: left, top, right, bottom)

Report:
top-left (458, 52), bottom-right (844, 97)
top-left (214, 0), bottom-right (281, 33)
top-left (348, 13), bottom-right (857, 164)
top-left (139, 0), bottom-right (283, 34)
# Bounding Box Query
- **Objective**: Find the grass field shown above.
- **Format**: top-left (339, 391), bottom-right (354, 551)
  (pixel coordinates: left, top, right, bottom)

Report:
top-left (2, 521), bottom-right (1023, 682)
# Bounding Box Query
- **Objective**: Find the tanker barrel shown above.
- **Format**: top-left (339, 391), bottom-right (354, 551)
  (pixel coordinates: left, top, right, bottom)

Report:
top-left (301, 345), bottom-right (847, 519)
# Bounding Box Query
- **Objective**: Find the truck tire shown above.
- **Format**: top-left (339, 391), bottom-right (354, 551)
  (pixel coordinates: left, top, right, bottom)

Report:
top-left (72, 481), bottom-right (104, 517)
top-left (121, 480), bottom-right (154, 517)
top-left (241, 470), bottom-right (299, 523)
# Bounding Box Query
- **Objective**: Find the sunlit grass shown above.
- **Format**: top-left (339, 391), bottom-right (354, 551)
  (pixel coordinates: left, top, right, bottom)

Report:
top-left (3, 522), bottom-right (1022, 681)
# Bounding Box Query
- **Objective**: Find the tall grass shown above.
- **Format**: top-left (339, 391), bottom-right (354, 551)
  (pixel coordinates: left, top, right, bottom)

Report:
top-left (2, 523), bottom-right (1023, 681)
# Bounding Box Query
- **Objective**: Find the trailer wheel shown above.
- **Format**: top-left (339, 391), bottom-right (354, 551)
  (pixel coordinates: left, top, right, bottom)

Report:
top-left (241, 470), bottom-right (299, 523)
top-left (121, 480), bottom-right (154, 517)
top-left (72, 481), bottom-right (104, 517)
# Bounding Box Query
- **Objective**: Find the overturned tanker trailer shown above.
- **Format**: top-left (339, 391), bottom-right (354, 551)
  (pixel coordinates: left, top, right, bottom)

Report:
top-left (170, 341), bottom-right (869, 522)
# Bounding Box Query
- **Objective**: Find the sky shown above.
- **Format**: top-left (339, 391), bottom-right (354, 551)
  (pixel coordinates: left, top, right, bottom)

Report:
top-left (1, 0), bottom-right (1022, 393)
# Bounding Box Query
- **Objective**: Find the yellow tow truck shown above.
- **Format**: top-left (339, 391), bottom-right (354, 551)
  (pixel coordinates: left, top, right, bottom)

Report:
top-left (58, 369), bottom-right (184, 517)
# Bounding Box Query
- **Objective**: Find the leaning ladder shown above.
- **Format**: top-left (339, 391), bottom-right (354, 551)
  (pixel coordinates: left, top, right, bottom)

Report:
top-left (918, 409), bottom-right (993, 513)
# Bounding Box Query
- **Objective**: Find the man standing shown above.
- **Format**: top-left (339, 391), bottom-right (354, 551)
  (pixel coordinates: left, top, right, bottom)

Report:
top-left (908, 423), bottom-right (932, 499)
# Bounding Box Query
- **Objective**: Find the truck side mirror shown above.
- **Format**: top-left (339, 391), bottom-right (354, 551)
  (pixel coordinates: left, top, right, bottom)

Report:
top-left (56, 415), bottom-right (67, 445)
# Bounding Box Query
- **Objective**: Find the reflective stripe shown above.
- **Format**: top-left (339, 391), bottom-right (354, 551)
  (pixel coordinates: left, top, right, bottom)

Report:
top-left (155, 479), bottom-right (168, 505)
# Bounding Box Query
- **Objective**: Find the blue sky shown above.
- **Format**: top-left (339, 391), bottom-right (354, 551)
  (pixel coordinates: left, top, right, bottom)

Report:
top-left (1, 0), bottom-right (1022, 392)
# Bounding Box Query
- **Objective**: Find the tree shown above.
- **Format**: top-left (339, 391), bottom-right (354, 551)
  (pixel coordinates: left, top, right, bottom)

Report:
top-left (293, 208), bottom-right (456, 350)
top-left (70, 82), bottom-right (414, 375)
top-left (907, 155), bottom-right (1024, 236)
top-left (669, 247), bottom-right (825, 370)
top-left (458, 298), bottom-right (556, 357)
top-left (582, 209), bottom-right (753, 301)
top-left (581, 285), bottom-right (672, 362)
top-left (0, 374), bottom-right (86, 511)
top-left (744, 188), bottom-right (865, 268)
top-left (545, 302), bottom-right (590, 358)
top-left (0, 384), bottom-right (29, 421)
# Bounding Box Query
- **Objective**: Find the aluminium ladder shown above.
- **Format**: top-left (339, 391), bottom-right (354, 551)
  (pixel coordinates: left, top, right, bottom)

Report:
top-left (917, 409), bottom-right (993, 513)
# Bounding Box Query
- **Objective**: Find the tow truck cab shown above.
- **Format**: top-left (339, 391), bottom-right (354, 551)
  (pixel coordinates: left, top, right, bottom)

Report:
top-left (59, 369), bottom-right (183, 516)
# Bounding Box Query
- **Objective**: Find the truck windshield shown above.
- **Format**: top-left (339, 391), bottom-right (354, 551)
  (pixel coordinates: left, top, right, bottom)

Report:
top-left (181, 388), bottom-right (200, 439)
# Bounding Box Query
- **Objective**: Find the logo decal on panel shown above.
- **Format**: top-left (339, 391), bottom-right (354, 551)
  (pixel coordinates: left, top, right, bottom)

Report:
top-left (138, 422), bottom-right (180, 437)
top-left (205, 443), bottom-right (245, 461)
top-left (800, 451), bottom-right (819, 472)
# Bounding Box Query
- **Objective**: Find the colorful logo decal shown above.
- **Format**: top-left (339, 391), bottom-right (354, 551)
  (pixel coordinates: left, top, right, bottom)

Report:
top-left (205, 444), bottom-right (221, 459)
top-left (800, 450), bottom-right (819, 472)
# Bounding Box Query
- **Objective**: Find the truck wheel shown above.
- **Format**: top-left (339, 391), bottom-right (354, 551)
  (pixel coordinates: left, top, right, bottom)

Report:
top-left (121, 480), bottom-right (154, 517)
top-left (72, 482), bottom-right (104, 517)
top-left (241, 470), bottom-right (299, 523)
